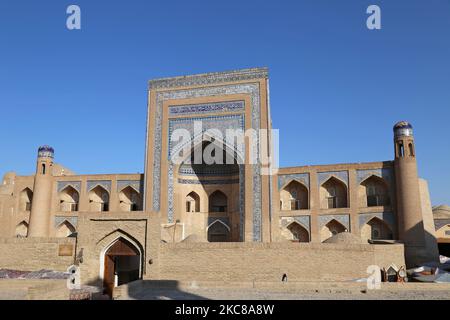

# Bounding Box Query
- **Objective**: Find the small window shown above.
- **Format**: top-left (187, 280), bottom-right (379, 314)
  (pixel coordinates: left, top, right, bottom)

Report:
top-left (41, 163), bottom-right (46, 174)
top-left (398, 143), bottom-right (404, 157)
top-left (408, 143), bottom-right (415, 157)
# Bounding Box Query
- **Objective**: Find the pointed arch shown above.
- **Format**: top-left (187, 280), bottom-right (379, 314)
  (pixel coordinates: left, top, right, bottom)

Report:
top-left (320, 176), bottom-right (348, 209)
top-left (99, 234), bottom-right (143, 296)
top-left (209, 190), bottom-right (228, 213)
top-left (19, 187), bottom-right (33, 211)
top-left (59, 185), bottom-right (79, 212)
top-left (56, 220), bottom-right (76, 237)
top-left (15, 221), bottom-right (28, 238)
top-left (89, 185), bottom-right (109, 212)
top-left (119, 186), bottom-right (141, 212)
top-left (207, 219), bottom-right (231, 242)
top-left (361, 217), bottom-right (393, 241)
top-left (321, 219), bottom-right (347, 242)
top-left (172, 131), bottom-right (245, 165)
top-left (185, 191), bottom-right (200, 213)
top-left (280, 180), bottom-right (309, 210)
top-left (359, 175), bottom-right (390, 207)
top-left (286, 221), bottom-right (309, 242)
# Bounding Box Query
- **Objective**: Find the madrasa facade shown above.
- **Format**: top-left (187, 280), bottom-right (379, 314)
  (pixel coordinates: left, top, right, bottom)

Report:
top-left (0, 68), bottom-right (441, 294)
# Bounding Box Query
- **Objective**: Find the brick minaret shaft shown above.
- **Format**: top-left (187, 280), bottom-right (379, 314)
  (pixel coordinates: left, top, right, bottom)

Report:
top-left (393, 122), bottom-right (428, 266)
top-left (28, 146), bottom-right (54, 237)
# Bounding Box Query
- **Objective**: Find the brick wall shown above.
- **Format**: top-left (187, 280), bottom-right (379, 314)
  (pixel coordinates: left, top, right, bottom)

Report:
top-left (158, 242), bottom-right (405, 282)
top-left (0, 238), bottom-right (75, 271)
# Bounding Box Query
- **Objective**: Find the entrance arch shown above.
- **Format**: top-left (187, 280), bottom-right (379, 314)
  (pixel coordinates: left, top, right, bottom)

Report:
top-left (101, 237), bottom-right (142, 297)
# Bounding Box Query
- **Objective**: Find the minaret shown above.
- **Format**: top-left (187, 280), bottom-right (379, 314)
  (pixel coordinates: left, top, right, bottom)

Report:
top-left (28, 146), bottom-right (54, 237)
top-left (393, 121), bottom-right (433, 266)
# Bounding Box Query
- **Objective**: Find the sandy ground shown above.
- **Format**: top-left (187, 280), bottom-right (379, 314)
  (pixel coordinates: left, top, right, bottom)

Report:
top-left (117, 287), bottom-right (450, 300)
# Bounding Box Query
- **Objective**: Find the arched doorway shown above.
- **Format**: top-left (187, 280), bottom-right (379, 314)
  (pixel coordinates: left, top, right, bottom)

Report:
top-left (89, 185), bottom-right (109, 212)
top-left (15, 221), bottom-right (28, 238)
top-left (209, 190), bottom-right (228, 213)
top-left (320, 177), bottom-right (348, 209)
top-left (207, 220), bottom-right (230, 242)
top-left (359, 175), bottom-right (390, 207)
top-left (59, 186), bottom-right (79, 212)
top-left (19, 188), bottom-right (33, 212)
top-left (102, 237), bottom-right (141, 298)
top-left (186, 191), bottom-right (200, 213)
top-left (119, 186), bottom-right (141, 212)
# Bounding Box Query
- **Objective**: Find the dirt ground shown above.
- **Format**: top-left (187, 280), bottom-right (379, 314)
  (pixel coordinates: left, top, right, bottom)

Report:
top-left (116, 286), bottom-right (450, 300)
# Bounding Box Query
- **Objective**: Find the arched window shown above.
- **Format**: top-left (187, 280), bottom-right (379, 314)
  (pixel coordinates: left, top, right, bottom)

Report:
top-left (89, 185), bottom-right (109, 212)
top-left (321, 219), bottom-right (347, 242)
top-left (360, 176), bottom-right (390, 207)
top-left (41, 163), bottom-right (46, 175)
top-left (320, 177), bottom-right (348, 209)
top-left (397, 142), bottom-right (404, 157)
top-left (15, 221), bottom-right (29, 237)
top-left (408, 143), bottom-right (415, 157)
top-left (280, 181), bottom-right (309, 210)
top-left (209, 190), bottom-right (227, 213)
top-left (287, 222), bottom-right (309, 242)
top-left (361, 217), bottom-right (393, 241)
top-left (19, 188), bottom-right (33, 211)
top-left (186, 191), bottom-right (200, 213)
top-left (56, 221), bottom-right (76, 237)
top-left (119, 186), bottom-right (141, 212)
top-left (59, 186), bottom-right (79, 212)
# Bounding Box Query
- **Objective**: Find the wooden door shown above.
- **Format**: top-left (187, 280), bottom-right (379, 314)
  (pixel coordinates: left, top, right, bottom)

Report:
top-left (103, 255), bottom-right (115, 298)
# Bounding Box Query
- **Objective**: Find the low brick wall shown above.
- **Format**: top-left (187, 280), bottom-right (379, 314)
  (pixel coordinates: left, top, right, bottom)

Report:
top-left (0, 238), bottom-right (75, 272)
top-left (0, 279), bottom-right (70, 300)
top-left (158, 242), bottom-right (405, 282)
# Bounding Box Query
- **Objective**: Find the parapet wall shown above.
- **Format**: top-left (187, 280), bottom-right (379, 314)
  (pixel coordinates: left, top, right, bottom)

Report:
top-left (0, 237), bottom-right (75, 272)
top-left (157, 242), bottom-right (405, 282)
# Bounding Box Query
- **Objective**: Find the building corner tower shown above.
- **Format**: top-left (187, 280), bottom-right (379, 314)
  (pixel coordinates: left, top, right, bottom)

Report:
top-left (28, 146), bottom-right (54, 237)
top-left (393, 122), bottom-right (438, 267)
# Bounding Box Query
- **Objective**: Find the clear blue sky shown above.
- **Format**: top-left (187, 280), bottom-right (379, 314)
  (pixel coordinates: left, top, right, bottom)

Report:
top-left (1, 1), bottom-right (449, 205)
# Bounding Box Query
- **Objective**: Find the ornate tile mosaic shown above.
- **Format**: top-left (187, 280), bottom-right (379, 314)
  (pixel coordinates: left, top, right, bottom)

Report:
top-left (168, 114), bottom-right (245, 160)
top-left (317, 171), bottom-right (349, 187)
top-left (319, 214), bottom-right (350, 231)
top-left (435, 219), bottom-right (450, 230)
top-left (169, 100), bottom-right (244, 116)
top-left (87, 180), bottom-right (111, 193)
top-left (358, 212), bottom-right (395, 229)
top-left (117, 180), bottom-right (141, 193)
top-left (281, 215), bottom-right (311, 233)
top-left (278, 173), bottom-right (310, 190)
top-left (57, 181), bottom-right (81, 193)
top-left (356, 168), bottom-right (393, 184)
top-left (149, 67), bottom-right (268, 90)
top-left (177, 179), bottom-right (240, 185)
top-left (178, 164), bottom-right (239, 176)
